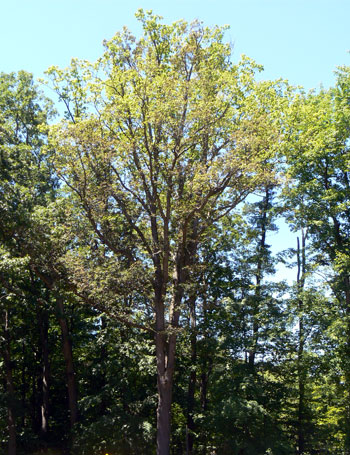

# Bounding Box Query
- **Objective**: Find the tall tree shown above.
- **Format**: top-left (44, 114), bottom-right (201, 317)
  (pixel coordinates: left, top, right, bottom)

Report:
top-left (0, 70), bottom-right (79, 452)
top-left (0, 70), bottom-right (55, 454)
top-left (46, 11), bottom-right (284, 454)
top-left (282, 78), bottom-right (350, 451)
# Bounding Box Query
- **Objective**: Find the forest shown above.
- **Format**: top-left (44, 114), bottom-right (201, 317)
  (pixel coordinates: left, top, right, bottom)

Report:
top-left (1, 10), bottom-right (350, 455)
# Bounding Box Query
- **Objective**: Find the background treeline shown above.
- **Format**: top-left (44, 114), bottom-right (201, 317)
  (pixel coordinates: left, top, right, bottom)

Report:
top-left (1, 11), bottom-right (350, 455)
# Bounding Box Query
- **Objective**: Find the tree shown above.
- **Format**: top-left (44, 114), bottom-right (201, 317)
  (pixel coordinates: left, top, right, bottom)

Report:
top-left (282, 78), bottom-right (350, 451)
top-left (0, 71), bottom-right (82, 453)
top-left (46, 10), bottom-right (283, 454)
top-left (0, 70), bottom-right (55, 454)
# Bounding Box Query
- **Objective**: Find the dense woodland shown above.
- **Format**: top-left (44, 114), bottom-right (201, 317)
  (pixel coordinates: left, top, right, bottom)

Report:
top-left (2, 11), bottom-right (350, 455)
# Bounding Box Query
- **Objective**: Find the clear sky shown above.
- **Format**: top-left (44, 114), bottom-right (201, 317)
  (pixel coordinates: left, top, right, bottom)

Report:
top-left (1, 0), bottom-right (349, 90)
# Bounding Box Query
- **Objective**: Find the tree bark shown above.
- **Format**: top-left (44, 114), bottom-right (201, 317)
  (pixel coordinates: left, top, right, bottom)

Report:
top-left (155, 250), bottom-right (183, 455)
top-left (156, 289), bottom-right (181, 455)
top-left (55, 296), bottom-right (78, 428)
top-left (38, 305), bottom-right (50, 436)
top-left (156, 350), bottom-right (174, 455)
top-left (185, 226), bottom-right (198, 455)
top-left (329, 209), bottom-right (350, 451)
top-left (186, 294), bottom-right (197, 455)
top-left (297, 231), bottom-right (306, 455)
top-left (2, 309), bottom-right (17, 455)
top-left (343, 275), bottom-right (350, 452)
top-left (20, 340), bottom-right (26, 429)
top-left (248, 186), bottom-right (270, 369)
top-left (199, 299), bottom-right (213, 416)
top-left (156, 326), bottom-right (176, 455)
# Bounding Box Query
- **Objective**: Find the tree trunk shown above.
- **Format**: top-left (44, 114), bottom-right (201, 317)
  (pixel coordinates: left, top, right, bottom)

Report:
top-left (55, 296), bottom-right (78, 428)
top-left (2, 309), bottom-right (17, 455)
top-left (248, 186), bottom-right (270, 369)
top-left (156, 328), bottom-right (176, 455)
top-left (330, 211), bottom-right (350, 451)
top-left (39, 305), bottom-right (50, 436)
top-left (155, 250), bottom-right (183, 455)
top-left (343, 275), bottom-right (350, 452)
top-left (199, 352), bottom-right (213, 455)
top-left (186, 294), bottom-right (197, 455)
top-left (156, 361), bottom-right (173, 455)
top-left (297, 231), bottom-right (306, 455)
top-left (199, 301), bottom-right (213, 415)
top-left (20, 340), bottom-right (26, 429)
top-left (185, 227), bottom-right (198, 455)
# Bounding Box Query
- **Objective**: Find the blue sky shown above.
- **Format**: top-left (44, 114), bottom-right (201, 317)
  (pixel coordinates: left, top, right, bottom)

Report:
top-left (1, 0), bottom-right (349, 90)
